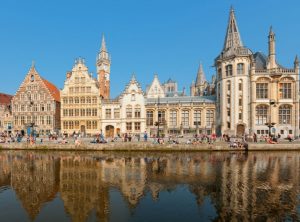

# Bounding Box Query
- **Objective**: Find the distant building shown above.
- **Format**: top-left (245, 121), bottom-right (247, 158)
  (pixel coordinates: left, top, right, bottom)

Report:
top-left (60, 58), bottom-right (101, 136)
top-left (12, 65), bottom-right (61, 135)
top-left (0, 93), bottom-right (13, 133)
top-left (190, 63), bottom-right (215, 96)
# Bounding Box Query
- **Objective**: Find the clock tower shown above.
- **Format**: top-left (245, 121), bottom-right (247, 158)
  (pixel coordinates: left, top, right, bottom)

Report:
top-left (97, 35), bottom-right (111, 99)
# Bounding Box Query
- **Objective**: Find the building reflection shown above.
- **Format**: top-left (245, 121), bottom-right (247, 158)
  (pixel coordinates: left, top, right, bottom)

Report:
top-left (0, 151), bottom-right (299, 221)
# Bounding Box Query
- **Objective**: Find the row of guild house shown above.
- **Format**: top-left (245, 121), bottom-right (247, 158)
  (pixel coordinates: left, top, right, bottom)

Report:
top-left (1, 7), bottom-right (299, 138)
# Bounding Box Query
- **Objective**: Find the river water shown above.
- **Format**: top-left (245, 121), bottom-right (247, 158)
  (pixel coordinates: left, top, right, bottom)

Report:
top-left (0, 150), bottom-right (299, 221)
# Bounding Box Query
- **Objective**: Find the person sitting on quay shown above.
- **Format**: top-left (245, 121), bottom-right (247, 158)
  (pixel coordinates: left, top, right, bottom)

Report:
top-left (287, 134), bottom-right (294, 142)
top-left (267, 136), bottom-right (278, 144)
top-left (144, 131), bottom-right (148, 142)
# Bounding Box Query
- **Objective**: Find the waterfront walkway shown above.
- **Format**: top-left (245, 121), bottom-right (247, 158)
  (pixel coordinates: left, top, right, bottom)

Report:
top-left (1, 138), bottom-right (300, 151)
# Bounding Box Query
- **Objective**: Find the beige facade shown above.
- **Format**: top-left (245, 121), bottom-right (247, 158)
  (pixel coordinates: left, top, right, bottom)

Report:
top-left (60, 58), bottom-right (101, 136)
top-left (12, 65), bottom-right (61, 135)
top-left (215, 8), bottom-right (300, 137)
top-left (146, 75), bottom-right (216, 137)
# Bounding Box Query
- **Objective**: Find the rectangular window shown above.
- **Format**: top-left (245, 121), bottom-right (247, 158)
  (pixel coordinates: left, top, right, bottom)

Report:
top-left (63, 121), bottom-right (68, 129)
top-left (75, 109), bottom-right (79, 116)
top-left (239, 112), bottom-right (242, 120)
top-left (105, 109), bottom-right (112, 119)
top-left (46, 116), bottom-right (52, 125)
top-left (193, 110), bottom-right (201, 126)
top-left (87, 121), bottom-right (91, 129)
top-left (256, 83), bottom-right (268, 99)
top-left (86, 87), bottom-right (91, 93)
top-left (206, 110), bottom-right (214, 127)
top-left (126, 106), bottom-right (132, 118)
top-left (239, 98), bottom-right (242, 106)
top-left (40, 116), bottom-right (44, 125)
top-left (46, 104), bottom-right (51, 111)
top-left (80, 109), bottom-right (85, 116)
top-left (114, 109), bottom-right (120, 119)
top-left (169, 110), bottom-right (177, 127)
top-left (92, 109), bottom-right (97, 116)
top-left (86, 108), bottom-right (91, 116)
top-left (92, 121), bottom-right (97, 129)
top-left (226, 65), bottom-right (233, 76)
top-left (126, 122), bottom-right (132, 131)
top-left (237, 63), bottom-right (244, 74)
top-left (146, 110), bottom-right (153, 126)
top-left (279, 83), bottom-right (292, 99)
top-left (134, 122), bottom-right (141, 131)
top-left (181, 110), bottom-right (189, 127)
top-left (63, 109), bottom-right (68, 117)
top-left (158, 110), bottom-right (166, 124)
top-left (69, 109), bottom-right (73, 117)
top-left (134, 107), bottom-right (141, 118)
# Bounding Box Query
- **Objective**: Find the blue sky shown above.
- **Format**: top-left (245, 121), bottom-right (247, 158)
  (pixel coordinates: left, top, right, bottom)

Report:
top-left (0, 0), bottom-right (299, 98)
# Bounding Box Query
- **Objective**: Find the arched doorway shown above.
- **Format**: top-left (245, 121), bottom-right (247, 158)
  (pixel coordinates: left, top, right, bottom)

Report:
top-left (105, 125), bottom-right (114, 138)
top-left (236, 124), bottom-right (245, 137)
top-left (80, 125), bottom-right (86, 135)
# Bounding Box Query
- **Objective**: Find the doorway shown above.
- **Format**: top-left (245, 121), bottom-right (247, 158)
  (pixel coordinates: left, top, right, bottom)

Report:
top-left (105, 125), bottom-right (114, 138)
top-left (236, 124), bottom-right (245, 137)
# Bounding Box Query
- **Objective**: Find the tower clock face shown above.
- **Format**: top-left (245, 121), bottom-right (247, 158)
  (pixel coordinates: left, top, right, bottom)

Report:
top-left (103, 64), bottom-right (108, 71)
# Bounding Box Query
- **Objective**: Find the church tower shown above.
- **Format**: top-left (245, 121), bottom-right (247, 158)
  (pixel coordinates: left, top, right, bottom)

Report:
top-left (97, 35), bottom-right (111, 99)
top-left (190, 63), bottom-right (208, 96)
top-left (215, 7), bottom-right (252, 136)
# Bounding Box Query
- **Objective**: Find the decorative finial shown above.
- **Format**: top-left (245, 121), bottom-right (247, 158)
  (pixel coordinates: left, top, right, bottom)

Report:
top-left (131, 73), bottom-right (136, 81)
top-left (31, 60), bottom-right (35, 68)
top-left (101, 34), bottom-right (107, 52)
top-left (269, 26), bottom-right (274, 35)
top-left (230, 5), bottom-right (234, 12)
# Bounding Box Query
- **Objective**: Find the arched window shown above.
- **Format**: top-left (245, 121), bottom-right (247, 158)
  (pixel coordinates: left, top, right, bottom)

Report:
top-left (279, 105), bottom-right (291, 124)
top-left (225, 65), bottom-right (233, 76)
top-left (237, 63), bottom-right (244, 74)
top-left (256, 105), bottom-right (268, 125)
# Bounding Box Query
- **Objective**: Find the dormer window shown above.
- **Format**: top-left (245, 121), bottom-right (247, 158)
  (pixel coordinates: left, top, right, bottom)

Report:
top-left (30, 75), bottom-right (34, 82)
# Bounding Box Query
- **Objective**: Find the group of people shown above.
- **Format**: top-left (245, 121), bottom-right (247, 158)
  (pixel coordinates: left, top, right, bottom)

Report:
top-left (252, 132), bottom-right (295, 144)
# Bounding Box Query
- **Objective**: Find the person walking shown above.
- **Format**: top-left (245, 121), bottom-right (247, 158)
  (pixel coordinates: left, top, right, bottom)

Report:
top-left (144, 131), bottom-right (148, 142)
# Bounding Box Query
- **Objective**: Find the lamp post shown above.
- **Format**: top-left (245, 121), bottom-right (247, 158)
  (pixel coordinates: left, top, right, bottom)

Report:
top-left (265, 99), bottom-right (276, 137)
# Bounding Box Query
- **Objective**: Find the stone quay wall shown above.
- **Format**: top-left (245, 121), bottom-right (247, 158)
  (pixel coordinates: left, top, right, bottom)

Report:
top-left (1, 142), bottom-right (300, 151)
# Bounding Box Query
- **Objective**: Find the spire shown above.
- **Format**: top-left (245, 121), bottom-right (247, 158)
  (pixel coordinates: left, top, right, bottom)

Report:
top-left (295, 55), bottom-right (299, 66)
top-left (195, 63), bottom-right (206, 86)
top-left (29, 60), bottom-right (37, 73)
top-left (97, 34), bottom-right (110, 63)
top-left (268, 26), bottom-right (277, 69)
top-left (223, 6), bottom-right (243, 51)
top-left (100, 34), bottom-right (107, 52)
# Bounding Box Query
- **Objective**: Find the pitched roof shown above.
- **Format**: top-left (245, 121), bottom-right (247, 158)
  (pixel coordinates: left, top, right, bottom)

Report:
top-left (42, 78), bottom-right (60, 102)
top-left (0, 93), bottom-right (13, 105)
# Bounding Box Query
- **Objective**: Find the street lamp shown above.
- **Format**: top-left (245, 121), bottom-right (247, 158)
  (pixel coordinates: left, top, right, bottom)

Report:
top-left (265, 99), bottom-right (276, 137)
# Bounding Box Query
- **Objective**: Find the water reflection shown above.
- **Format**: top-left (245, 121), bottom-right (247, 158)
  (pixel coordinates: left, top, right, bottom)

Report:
top-left (0, 151), bottom-right (299, 221)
